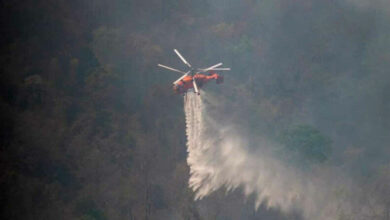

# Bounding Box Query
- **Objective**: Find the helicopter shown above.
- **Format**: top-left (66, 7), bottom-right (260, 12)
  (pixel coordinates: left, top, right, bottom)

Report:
top-left (158, 49), bottom-right (230, 95)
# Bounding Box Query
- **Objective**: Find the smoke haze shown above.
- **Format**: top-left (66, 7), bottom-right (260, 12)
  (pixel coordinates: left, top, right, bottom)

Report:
top-left (3, 0), bottom-right (390, 219)
top-left (185, 91), bottom-right (389, 219)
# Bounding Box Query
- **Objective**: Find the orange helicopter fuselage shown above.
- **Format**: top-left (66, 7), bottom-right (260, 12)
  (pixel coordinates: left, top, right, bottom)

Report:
top-left (173, 72), bottom-right (223, 94)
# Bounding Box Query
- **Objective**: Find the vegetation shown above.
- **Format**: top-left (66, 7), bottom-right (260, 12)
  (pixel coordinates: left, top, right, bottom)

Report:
top-left (279, 125), bottom-right (332, 165)
top-left (1, 0), bottom-right (390, 219)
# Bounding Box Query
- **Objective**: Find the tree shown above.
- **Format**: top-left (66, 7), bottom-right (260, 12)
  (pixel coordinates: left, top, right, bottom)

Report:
top-left (279, 125), bottom-right (332, 165)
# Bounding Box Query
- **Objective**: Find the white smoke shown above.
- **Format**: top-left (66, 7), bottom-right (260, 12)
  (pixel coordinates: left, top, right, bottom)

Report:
top-left (184, 92), bottom-right (384, 220)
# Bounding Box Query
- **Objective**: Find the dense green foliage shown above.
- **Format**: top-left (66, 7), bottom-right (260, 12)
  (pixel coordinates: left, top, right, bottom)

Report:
top-left (279, 125), bottom-right (332, 164)
top-left (1, 0), bottom-right (390, 219)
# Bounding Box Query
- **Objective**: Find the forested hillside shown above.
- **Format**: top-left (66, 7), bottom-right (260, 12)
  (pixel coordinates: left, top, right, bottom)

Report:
top-left (1, 0), bottom-right (390, 219)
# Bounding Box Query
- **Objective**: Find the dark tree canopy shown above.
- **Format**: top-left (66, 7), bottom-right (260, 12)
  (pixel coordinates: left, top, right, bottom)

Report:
top-left (1, 0), bottom-right (390, 219)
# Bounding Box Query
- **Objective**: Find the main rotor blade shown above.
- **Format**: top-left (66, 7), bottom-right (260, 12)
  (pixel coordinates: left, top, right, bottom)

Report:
top-left (173, 71), bottom-right (190, 85)
top-left (209, 68), bottom-right (231, 71)
top-left (174, 49), bottom-right (192, 68)
top-left (199, 63), bottom-right (223, 72)
top-left (192, 79), bottom-right (199, 95)
top-left (198, 67), bottom-right (231, 72)
top-left (158, 64), bottom-right (186, 74)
